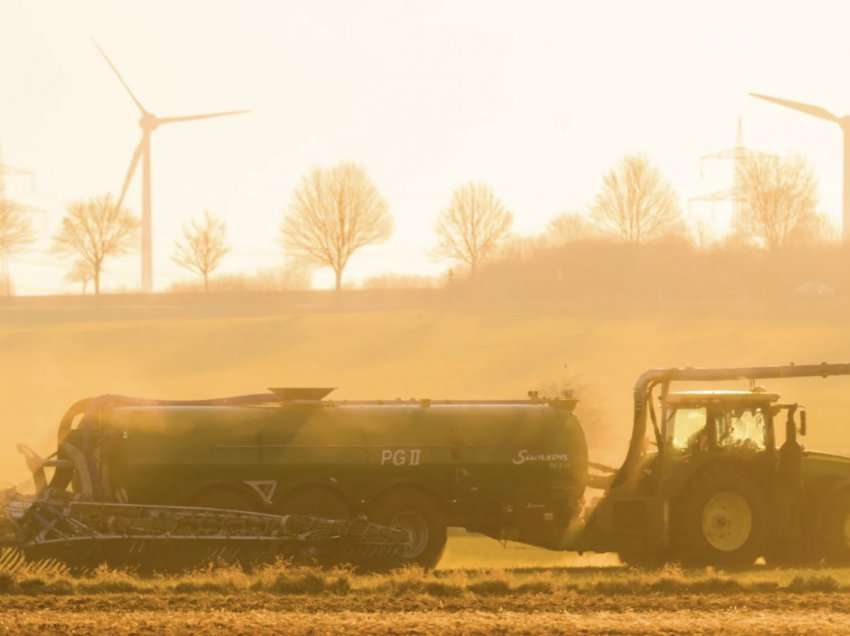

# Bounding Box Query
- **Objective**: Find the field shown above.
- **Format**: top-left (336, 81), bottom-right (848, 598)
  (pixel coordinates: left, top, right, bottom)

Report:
top-left (4, 292), bottom-right (850, 632)
top-left (1, 552), bottom-right (850, 634)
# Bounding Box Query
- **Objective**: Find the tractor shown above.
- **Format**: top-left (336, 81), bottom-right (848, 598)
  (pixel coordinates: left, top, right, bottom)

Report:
top-left (579, 363), bottom-right (850, 567)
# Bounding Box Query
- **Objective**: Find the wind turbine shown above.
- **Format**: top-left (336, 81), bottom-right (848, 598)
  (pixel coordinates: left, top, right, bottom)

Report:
top-left (95, 42), bottom-right (248, 292)
top-left (750, 92), bottom-right (850, 242)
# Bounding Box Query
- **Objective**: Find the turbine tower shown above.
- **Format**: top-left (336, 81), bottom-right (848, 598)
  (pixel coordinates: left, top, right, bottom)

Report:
top-left (95, 42), bottom-right (249, 292)
top-left (750, 92), bottom-right (850, 242)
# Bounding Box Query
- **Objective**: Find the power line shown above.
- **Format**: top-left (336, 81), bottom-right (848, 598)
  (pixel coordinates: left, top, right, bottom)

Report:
top-left (688, 118), bottom-right (772, 244)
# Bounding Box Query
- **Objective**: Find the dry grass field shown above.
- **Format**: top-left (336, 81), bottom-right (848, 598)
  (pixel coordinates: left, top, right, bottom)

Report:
top-left (4, 293), bottom-right (850, 632)
top-left (0, 554), bottom-right (849, 634)
top-left (5, 594), bottom-right (850, 634)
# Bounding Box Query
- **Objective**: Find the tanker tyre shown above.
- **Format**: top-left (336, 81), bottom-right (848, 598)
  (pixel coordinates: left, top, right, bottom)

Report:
top-left (823, 490), bottom-right (850, 564)
top-left (675, 469), bottom-right (767, 568)
top-left (369, 489), bottom-right (447, 569)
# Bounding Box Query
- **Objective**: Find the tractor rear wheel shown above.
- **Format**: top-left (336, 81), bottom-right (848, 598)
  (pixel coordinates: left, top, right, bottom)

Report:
top-left (823, 490), bottom-right (850, 564)
top-left (675, 469), bottom-right (767, 567)
top-left (369, 489), bottom-right (447, 569)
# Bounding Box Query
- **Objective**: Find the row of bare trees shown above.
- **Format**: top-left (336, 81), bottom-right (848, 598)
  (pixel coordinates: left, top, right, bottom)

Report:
top-left (545, 153), bottom-right (826, 251)
top-left (52, 196), bottom-right (139, 295)
top-left (0, 181), bottom-right (232, 296)
top-left (0, 149), bottom-right (830, 296)
top-left (279, 162), bottom-right (514, 289)
top-left (280, 153), bottom-right (828, 291)
top-left (50, 197), bottom-right (230, 295)
top-left (51, 164), bottom-right (515, 295)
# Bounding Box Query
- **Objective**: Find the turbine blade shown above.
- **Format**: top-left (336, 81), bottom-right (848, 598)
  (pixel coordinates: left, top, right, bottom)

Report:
top-left (157, 110), bottom-right (250, 125)
top-left (750, 93), bottom-right (839, 123)
top-left (93, 40), bottom-right (147, 114)
top-left (115, 140), bottom-right (143, 212)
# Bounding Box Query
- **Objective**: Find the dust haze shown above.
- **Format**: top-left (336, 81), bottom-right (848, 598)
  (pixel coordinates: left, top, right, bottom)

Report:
top-left (4, 240), bottom-right (850, 483)
top-left (5, 2), bottom-right (850, 633)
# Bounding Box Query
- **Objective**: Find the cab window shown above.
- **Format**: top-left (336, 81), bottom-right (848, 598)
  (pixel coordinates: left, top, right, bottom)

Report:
top-left (716, 407), bottom-right (766, 450)
top-left (667, 407), bottom-right (708, 450)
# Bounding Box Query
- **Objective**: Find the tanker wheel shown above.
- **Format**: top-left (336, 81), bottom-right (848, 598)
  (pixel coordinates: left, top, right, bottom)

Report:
top-left (275, 487), bottom-right (350, 519)
top-left (823, 490), bottom-right (850, 564)
top-left (675, 469), bottom-right (766, 568)
top-left (369, 489), bottom-right (447, 569)
top-left (190, 487), bottom-right (259, 512)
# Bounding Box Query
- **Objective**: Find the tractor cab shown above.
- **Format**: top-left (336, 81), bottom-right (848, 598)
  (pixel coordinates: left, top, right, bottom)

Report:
top-left (656, 388), bottom-right (808, 494)
top-left (661, 389), bottom-right (793, 456)
top-left (659, 388), bottom-right (811, 481)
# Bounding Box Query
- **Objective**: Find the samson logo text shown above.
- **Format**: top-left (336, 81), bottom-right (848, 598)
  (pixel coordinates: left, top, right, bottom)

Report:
top-left (512, 449), bottom-right (569, 465)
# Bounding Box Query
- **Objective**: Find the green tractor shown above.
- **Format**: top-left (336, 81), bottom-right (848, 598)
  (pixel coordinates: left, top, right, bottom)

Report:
top-left (580, 363), bottom-right (850, 567)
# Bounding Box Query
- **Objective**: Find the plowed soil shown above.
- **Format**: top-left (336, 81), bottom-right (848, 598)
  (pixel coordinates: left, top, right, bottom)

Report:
top-left (2, 591), bottom-right (850, 634)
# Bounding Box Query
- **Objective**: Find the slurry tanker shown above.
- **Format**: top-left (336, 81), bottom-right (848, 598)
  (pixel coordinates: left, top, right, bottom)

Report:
top-left (8, 363), bottom-right (850, 569)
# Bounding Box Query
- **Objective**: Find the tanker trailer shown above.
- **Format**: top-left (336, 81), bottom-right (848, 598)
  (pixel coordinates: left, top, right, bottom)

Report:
top-left (27, 388), bottom-right (589, 568)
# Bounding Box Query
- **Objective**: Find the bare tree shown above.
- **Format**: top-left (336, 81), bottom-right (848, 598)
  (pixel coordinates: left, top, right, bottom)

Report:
top-left (546, 212), bottom-right (598, 246)
top-left (590, 155), bottom-right (683, 243)
top-left (0, 190), bottom-right (35, 260)
top-left (0, 155), bottom-right (37, 295)
top-left (733, 154), bottom-right (821, 250)
top-left (434, 182), bottom-right (513, 276)
top-left (65, 260), bottom-right (94, 295)
top-left (0, 192), bottom-right (35, 297)
top-left (52, 194), bottom-right (140, 295)
top-left (281, 162), bottom-right (392, 290)
top-left (173, 210), bottom-right (230, 292)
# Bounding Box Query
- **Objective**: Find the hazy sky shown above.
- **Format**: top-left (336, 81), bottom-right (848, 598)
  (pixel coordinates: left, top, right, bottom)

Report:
top-left (2, 0), bottom-right (849, 293)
